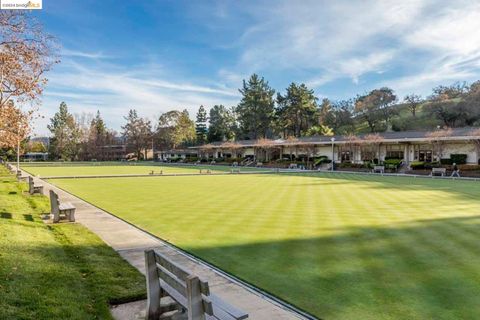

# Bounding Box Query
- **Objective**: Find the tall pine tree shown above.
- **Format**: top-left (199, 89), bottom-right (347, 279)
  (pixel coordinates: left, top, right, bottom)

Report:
top-left (236, 74), bottom-right (275, 139)
top-left (195, 105), bottom-right (208, 144)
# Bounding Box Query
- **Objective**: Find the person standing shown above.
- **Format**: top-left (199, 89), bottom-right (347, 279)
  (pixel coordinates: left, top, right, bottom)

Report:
top-left (451, 162), bottom-right (460, 177)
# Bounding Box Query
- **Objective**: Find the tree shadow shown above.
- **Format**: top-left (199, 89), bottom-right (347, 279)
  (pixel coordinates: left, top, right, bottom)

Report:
top-left (266, 171), bottom-right (480, 203)
top-left (0, 212), bottom-right (12, 219)
top-left (186, 215), bottom-right (480, 320)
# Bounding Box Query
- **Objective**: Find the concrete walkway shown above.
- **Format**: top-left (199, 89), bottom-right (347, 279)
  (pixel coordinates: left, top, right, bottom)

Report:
top-left (31, 174), bottom-right (308, 320)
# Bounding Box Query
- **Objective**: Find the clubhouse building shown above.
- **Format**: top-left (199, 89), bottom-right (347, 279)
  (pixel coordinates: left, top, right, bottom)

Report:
top-left (161, 127), bottom-right (480, 166)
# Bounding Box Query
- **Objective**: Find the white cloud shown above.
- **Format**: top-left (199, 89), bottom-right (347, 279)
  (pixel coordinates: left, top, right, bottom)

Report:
top-left (34, 58), bottom-right (239, 135)
top-left (216, 0), bottom-right (480, 94)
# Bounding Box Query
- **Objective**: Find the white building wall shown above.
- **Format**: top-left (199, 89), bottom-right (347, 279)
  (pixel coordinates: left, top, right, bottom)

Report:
top-left (443, 143), bottom-right (477, 164)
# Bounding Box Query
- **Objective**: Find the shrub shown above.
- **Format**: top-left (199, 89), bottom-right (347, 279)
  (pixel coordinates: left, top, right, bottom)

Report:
top-left (440, 158), bottom-right (453, 165)
top-left (450, 154), bottom-right (467, 165)
top-left (384, 159), bottom-right (402, 166)
top-left (410, 161), bottom-right (425, 169)
top-left (314, 156), bottom-right (330, 166)
top-left (425, 161), bottom-right (440, 169)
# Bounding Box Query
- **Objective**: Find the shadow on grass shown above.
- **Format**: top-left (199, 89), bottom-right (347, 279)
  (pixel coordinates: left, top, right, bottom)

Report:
top-left (0, 212), bottom-right (12, 219)
top-left (268, 171), bottom-right (480, 203)
top-left (185, 215), bottom-right (480, 320)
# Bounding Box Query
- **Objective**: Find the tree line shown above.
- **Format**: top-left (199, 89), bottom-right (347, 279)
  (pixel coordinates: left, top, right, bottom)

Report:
top-left (194, 74), bottom-right (480, 143)
top-left (43, 74), bottom-right (480, 161)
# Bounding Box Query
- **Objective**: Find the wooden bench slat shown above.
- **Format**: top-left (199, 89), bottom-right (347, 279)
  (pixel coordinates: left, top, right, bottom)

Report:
top-left (156, 263), bottom-right (187, 297)
top-left (159, 279), bottom-right (188, 308)
top-left (154, 252), bottom-right (191, 281)
top-left (59, 202), bottom-right (76, 210)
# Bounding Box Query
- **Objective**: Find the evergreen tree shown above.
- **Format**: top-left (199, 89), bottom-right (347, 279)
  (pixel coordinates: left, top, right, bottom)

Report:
top-left (236, 74), bottom-right (275, 139)
top-left (47, 102), bottom-right (81, 160)
top-left (207, 105), bottom-right (237, 142)
top-left (276, 83), bottom-right (318, 137)
top-left (195, 105), bottom-right (208, 144)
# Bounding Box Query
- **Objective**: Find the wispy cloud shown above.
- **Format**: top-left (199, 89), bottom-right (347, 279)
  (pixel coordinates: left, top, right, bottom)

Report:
top-left (36, 57), bottom-right (239, 135)
top-left (61, 48), bottom-right (111, 60)
top-left (214, 0), bottom-right (480, 96)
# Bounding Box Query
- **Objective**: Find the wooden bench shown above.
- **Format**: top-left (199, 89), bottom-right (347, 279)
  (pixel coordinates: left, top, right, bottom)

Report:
top-left (16, 170), bottom-right (27, 181)
top-left (256, 162), bottom-right (263, 167)
top-left (431, 167), bottom-right (446, 177)
top-left (49, 190), bottom-right (76, 223)
top-left (372, 165), bottom-right (385, 174)
top-left (230, 169), bottom-right (240, 174)
top-left (288, 163), bottom-right (298, 169)
top-left (150, 170), bottom-right (163, 175)
top-left (199, 169), bottom-right (211, 174)
top-left (28, 176), bottom-right (44, 195)
top-left (145, 249), bottom-right (248, 320)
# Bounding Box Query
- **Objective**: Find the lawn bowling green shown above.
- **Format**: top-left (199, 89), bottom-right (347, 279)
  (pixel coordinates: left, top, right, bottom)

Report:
top-left (22, 163), bottom-right (264, 177)
top-left (36, 165), bottom-right (480, 319)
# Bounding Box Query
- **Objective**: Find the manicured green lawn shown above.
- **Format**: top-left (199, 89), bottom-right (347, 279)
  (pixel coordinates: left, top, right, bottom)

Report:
top-left (21, 163), bottom-right (263, 177)
top-left (0, 168), bottom-right (146, 319)
top-left (48, 172), bottom-right (480, 320)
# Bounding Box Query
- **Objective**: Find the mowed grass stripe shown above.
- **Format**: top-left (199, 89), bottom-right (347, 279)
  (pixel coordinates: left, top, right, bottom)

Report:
top-left (47, 172), bottom-right (480, 319)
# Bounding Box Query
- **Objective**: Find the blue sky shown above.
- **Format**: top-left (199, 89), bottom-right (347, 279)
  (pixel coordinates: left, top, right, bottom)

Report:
top-left (32, 0), bottom-right (480, 135)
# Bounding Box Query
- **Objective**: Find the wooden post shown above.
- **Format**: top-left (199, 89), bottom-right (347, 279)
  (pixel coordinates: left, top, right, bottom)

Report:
top-left (145, 250), bottom-right (161, 319)
top-left (186, 275), bottom-right (205, 320)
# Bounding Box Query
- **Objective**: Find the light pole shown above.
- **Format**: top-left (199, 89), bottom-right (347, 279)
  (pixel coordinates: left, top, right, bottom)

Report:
top-left (331, 137), bottom-right (335, 171)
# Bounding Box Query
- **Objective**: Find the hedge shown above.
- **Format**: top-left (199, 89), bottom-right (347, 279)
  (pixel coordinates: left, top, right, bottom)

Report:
top-left (450, 154), bottom-right (467, 165)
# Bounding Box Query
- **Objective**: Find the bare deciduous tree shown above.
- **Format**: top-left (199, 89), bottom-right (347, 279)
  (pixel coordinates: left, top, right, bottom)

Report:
top-left (0, 11), bottom-right (58, 147)
top-left (425, 128), bottom-right (453, 161)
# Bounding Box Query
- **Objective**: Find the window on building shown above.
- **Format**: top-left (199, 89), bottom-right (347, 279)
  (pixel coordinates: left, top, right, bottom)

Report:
top-left (386, 151), bottom-right (404, 159)
top-left (340, 151), bottom-right (351, 162)
top-left (418, 150), bottom-right (432, 162)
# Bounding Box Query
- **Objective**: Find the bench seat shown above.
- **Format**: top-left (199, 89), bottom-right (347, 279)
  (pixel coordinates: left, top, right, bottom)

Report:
top-left (59, 202), bottom-right (76, 211)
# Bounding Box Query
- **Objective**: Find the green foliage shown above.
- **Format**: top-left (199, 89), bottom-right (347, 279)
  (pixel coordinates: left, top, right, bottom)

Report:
top-left (314, 156), bottom-right (331, 166)
top-left (195, 105), bottom-right (208, 144)
top-left (450, 154), bottom-right (467, 165)
top-left (156, 110), bottom-right (196, 149)
top-left (236, 74), bottom-right (275, 139)
top-left (355, 87), bottom-right (397, 132)
top-left (440, 158), bottom-right (453, 165)
top-left (409, 161), bottom-right (425, 169)
top-left (383, 159), bottom-right (402, 166)
top-left (207, 105), bottom-right (237, 142)
top-left (304, 125), bottom-right (334, 137)
top-left (276, 82), bottom-right (318, 137)
top-left (47, 102), bottom-right (81, 161)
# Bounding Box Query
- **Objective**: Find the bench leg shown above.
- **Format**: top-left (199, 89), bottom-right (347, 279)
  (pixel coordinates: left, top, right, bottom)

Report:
top-left (68, 209), bottom-right (76, 222)
top-left (52, 211), bottom-right (60, 223)
top-left (145, 250), bottom-right (161, 319)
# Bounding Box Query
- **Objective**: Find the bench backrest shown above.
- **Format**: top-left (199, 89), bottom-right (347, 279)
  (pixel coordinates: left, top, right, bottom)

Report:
top-left (145, 249), bottom-right (248, 320)
top-left (432, 168), bottom-right (446, 172)
top-left (49, 190), bottom-right (60, 215)
top-left (374, 166), bottom-right (384, 170)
